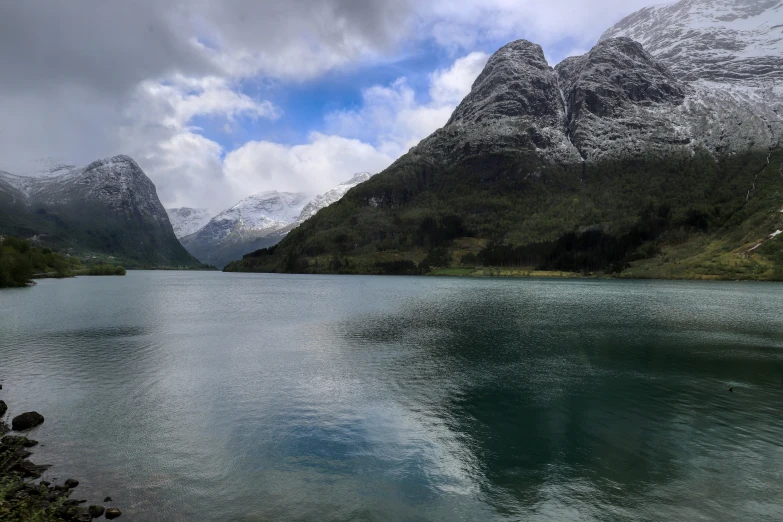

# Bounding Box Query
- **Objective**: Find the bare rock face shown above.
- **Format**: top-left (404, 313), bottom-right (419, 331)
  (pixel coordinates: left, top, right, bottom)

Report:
top-left (555, 37), bottom-right (691, 162)
top-left (601, 0), bottom-right (783, 86)
top-left (601, 0), bottom-right (783, 150)
top-left (412, 40), bottom-right (581, 167)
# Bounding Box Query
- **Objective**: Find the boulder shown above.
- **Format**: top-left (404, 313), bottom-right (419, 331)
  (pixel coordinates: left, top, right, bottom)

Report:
top-left (0, 399), bottom-right (7, 416)
top-left (88, 505), bottom-right (105, 518)
top-left (104, 496), bottom-right (113, 502)
top-left (105, 507), bottom-right (122, 519)
top-left (11, 411), bottom-right (44, 431)
top-left (64, 478), bottom-right (80, 489)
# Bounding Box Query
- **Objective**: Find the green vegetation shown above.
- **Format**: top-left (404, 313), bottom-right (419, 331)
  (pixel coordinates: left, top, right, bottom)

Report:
top-left (0, 476), bottom-right (68, 522)
top-left (225, 147), bottom-right (783, 280)
top-left (0, 236), bottom-right (81, 287)
top-left (0, 236), bottom-right (128, 288)
top-left (86, 264), bottom-right (127, 276)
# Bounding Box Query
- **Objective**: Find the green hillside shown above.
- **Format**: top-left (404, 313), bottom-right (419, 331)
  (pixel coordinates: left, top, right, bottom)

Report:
top-left (225, 148), bottom-right (783, 280)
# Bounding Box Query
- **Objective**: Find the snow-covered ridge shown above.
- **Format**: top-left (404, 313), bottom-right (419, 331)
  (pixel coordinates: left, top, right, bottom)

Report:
top-left (180, 173), bottom-right (374, 268)
top-left (0, 155), bottom-right (166, 219)
top-left (296, 173), bottom-right (371, 224)
top-left (601, 0), bottom-right (783, 86)
top-left (166, 207), bottom-right (212, 239)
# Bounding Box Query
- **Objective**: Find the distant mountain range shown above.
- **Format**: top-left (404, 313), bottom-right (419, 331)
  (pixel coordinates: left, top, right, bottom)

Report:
top-left (226, 0), bottom-right (783, 280)
top-left (0, 150), bottom-right (372, 270)
top-left (169, 173), bottom-right (372, 268)
top-left (0, 155), bottom-right (203, 268)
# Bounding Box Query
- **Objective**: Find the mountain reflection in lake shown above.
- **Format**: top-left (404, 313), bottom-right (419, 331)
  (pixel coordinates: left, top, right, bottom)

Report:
top-left (1, 272), bottom-right (782, 521)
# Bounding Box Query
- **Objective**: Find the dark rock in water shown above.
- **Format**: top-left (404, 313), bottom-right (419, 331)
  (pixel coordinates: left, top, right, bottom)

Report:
top-left (64, 478), bottom-right (80, 489)
top-left (11, 411), bottom-right (44, 431)
top-left (106, 507), bottom-right (123, 519)
top-left (17, 459), bottom-right (50, 478)
top-left (0, 399), bottom-right (7, 416)
top-left (104, 496), bottom-right (113, 502)
top-left (1, 435), bottom-right (39, 447)
top-left (89, 505), bottom-right (106, 518)
top-left (40, 480), bottom-right (50, 486)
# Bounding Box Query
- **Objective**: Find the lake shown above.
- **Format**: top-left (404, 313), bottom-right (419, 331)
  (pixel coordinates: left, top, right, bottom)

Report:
top-left (1, 272), bottom-right (782, 521)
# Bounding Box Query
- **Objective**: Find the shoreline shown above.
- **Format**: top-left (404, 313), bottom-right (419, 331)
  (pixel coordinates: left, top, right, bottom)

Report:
top-left (0, 388), bottom-right (121, 520)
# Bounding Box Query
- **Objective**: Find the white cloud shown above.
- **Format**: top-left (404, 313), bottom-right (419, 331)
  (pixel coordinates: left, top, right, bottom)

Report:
top-left (0, 0), bottom-right (679, 215)
top-left (420, 0), bottom-right (673, 63)
top-left (142, 76), bottom-right (280, 128)
top-left (114, 75), bottom-right (282, 213)
top-left (223, 133), bottom-right (394, 199)
top-left (325, 52), bottom-right (489, 158)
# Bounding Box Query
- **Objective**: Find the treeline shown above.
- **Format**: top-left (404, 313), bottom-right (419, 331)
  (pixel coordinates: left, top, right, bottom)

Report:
top-left (0, 236), bottom-right (126, 288)
top-left (474, 203), bottom-right (678, 274)
top-left (87, 264), bottom-right (127, 276)
top-left (0, 236), bottom-right (79, 287)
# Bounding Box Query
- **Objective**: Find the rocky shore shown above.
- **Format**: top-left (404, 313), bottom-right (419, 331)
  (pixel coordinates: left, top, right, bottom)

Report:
top-left (0, 387), bottom-right (122, 521)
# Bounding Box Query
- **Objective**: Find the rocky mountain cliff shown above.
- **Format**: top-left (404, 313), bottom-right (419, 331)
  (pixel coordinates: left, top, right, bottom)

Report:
top-left (600, 0), bottom-right (783, 153)
top-left (226, 0), bottom-right (783, 280)
top-left (0, 155), bottom-right (203, 267)
top-left (181, 174), bottom-right (374, 268)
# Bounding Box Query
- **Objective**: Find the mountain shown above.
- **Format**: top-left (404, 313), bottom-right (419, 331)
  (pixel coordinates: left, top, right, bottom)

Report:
top-left (181, 191), bottom-right (308, 269)
top-left (0, 155), bottom-right (203, 268)
top-left (181, 174), bottom-right (373, 268)
top-left (226, 0), bottom-right (783, 280)
top-left (601, 0), bottom-right (783, 87)
top-left (166, 207), bottom-right (212, 239)
top-left (296, 173), bottom-right (372, 224)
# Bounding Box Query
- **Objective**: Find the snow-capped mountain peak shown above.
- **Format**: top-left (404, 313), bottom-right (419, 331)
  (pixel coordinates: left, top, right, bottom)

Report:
top-left (179, 175), bottom-right (373, 268)
top-left (216, 191), bottom-right (308, 231)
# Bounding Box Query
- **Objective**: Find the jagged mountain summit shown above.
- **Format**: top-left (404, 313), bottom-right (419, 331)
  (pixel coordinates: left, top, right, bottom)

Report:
top-left (0, 155), bottom-right (203, 267)
top-left (226, 0), bottom-right (783, 280)
top-left (181, 174), bottom-right (374, 268)
top-left (166, 207), bottom-right (212, 239)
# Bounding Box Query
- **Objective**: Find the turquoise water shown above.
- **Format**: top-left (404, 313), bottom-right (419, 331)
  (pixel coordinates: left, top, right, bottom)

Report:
top-left (1, 272), bottom-right (782, 521)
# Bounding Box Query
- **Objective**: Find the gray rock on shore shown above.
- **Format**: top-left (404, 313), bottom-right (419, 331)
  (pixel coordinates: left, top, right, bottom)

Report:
top-left (11, 411), bottom-right (44, 431)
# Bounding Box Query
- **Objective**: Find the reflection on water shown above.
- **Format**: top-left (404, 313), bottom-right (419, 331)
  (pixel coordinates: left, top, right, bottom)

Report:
top-left (1, 272), bottom-right (782, 521)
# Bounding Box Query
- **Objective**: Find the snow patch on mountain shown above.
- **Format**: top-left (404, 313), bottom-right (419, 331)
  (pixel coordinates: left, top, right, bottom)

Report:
top-left (166, 207), bottom-right (212, 239)
top-left (601, 0), bottom-right (783, 86)
top-left (296, 173), bottom-right (372, 224)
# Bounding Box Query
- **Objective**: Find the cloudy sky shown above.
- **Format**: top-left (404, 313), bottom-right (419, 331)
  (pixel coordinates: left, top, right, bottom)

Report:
top-left (0, 0), bottom-right (670, 213)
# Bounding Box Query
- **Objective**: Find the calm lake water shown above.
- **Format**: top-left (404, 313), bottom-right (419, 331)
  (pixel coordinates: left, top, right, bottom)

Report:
top-left (1, 272), bottom-right (782, 521)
